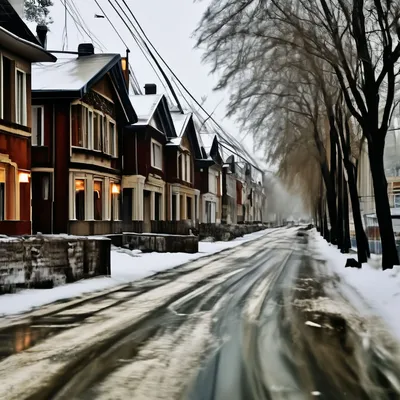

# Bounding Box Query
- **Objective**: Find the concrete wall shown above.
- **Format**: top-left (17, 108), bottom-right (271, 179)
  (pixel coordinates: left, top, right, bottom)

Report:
top-left (123, 233), bottom-right (198, 254)
top-left (199, 223), bottom-right (266, 241)
top-left (0, 235), bottom-right (111, 294)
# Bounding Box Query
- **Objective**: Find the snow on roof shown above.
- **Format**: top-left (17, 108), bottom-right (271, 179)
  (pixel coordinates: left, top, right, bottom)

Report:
top-left (129, 94), bottom-right (163, 124)
top-left (32, 54), bottom-right (119, 92)
top-left (166, 137), bottom-right (182, 147)
top-left (170, 111), bottom-right (192, 138)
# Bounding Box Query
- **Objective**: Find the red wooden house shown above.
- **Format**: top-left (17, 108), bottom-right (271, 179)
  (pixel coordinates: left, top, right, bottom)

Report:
top-left (31, 44), bottom-right (137, 235)
top-left (0, 0), bottom-right (55, 235)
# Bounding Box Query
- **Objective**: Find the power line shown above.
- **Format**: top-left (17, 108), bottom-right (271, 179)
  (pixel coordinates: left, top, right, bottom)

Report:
top-left (110, 0), bottom-right (183, 112)
top-left (118, 0), bottom-right (262, 172)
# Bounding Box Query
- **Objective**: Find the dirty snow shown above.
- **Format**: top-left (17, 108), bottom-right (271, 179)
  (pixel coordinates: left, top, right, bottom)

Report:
top-left (312, 231), bottom-right (400, 341)
top-left (0, 229), bottom-right (272, 316)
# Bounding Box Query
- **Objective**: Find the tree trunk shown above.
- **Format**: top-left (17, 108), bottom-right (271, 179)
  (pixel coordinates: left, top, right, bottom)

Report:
top-left (368, 143), bottom-right (399, 269)
top-left (337, 145), bottom-right (344, 251)
top-left (342, 173), bottom-right (351, 253)
top-left (346, 166), bottom-right (370, 263)
top-left (320, 162), bottom-right (337, 244)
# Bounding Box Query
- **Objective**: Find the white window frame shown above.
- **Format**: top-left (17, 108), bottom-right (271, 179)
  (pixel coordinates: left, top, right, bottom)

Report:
top-left (15, 69), bottom-right (27, 126)
top-left (87, 109), bottom-right (94, 149)
top-left (185, 153), bottom-right (191, 183)
top-left (32, 105), bottom-right (44, 146)
top-left (151, 139), bottom-right (163, 170)
top-left (107, 118), bottom-right (117, 157)
top-left (394, 193), bottom-right (400, 208)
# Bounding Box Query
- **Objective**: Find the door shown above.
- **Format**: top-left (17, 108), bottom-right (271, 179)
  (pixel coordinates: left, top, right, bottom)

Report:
top-left (32, 172), bottom-right (52, 234)
top-left (143, 190), bottom-right (151, 232)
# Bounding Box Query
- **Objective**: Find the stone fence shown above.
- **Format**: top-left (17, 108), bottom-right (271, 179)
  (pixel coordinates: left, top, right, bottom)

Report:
top-left (121, 233), bottom-right (198, 253)
top-left (199, 223), bottom-right (267, 241)
top-left (0, 235), bottom-right (111, 294)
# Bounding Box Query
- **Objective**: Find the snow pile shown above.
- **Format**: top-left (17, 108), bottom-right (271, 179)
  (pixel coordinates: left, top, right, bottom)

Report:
top-left (313, 232), bottom-right (400, 340)
top-left (0, 229), bottom-right (271, 316)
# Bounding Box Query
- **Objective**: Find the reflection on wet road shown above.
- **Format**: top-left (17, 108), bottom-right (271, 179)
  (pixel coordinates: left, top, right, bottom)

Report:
top-left (0, 227), bottom-right (399, 400)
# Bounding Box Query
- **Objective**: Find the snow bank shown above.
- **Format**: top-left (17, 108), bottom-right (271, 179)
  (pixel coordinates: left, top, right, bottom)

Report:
top-left (313, 232), bottom-right (400, 341)
top-left (0, 229), bottom-right (272, 316)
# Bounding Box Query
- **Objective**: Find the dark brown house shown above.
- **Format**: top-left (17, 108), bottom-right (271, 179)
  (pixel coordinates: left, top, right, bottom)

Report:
top-left (165, 111), bottom-right (203, 225)
top-left (0, 0), bottom-right (55, 235)
top-left (122, 86), bottom-right (177, 232)
top-left (31, 44), bottom-right (137, 235)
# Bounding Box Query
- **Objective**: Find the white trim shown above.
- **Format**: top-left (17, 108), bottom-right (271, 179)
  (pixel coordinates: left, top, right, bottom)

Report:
top-left (32, 105), bottom-right (44, 146)
top-left (151, 138), bottom-right (163, 170)
top-left (15, 68), bottom-right (27, 126)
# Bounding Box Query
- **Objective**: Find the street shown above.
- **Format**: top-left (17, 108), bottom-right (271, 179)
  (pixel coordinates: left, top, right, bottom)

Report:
top-left (0, 228), bottom-right (399, 399)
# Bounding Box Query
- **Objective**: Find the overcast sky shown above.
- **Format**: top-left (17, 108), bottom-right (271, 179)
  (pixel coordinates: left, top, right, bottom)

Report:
top-left (26, 0), bottom-right (263, 162)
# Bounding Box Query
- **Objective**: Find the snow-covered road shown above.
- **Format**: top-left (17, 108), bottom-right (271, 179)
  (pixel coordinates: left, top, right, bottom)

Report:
top-left (0, 227), bottom-right (399, 400)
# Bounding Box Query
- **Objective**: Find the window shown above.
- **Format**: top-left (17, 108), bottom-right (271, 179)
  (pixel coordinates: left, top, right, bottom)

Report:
top-left (86, 110), bottom-right (93, 149)
top-left (71, 105), bottom-right (84, 147)
top-left (172, 194), bottom-right (177, 221)
top-left (109, 121), bottom-right (116, 156)
top-left (42, 175), bottom-right (50, 201)
top-left (32, 106), bottom-right (44, 146)
top-left (93, 113), bottom-right (101, 150)
top-left (187, 196), bottom-right (192, 220)
top-left (111, 183), bottom-right (121, 220)
top-left (209, 171), bottom-right (217, 193)
top-left (177, 153), bottom-right (183, 179)
top-left (151, 140), bottom-right (162, 170)
top-left (205, 201), bottom-right (216, 223)
top-left (185, 154), bottom-right (191, 182)
top-left (94, 180), bottom-right (103, 220)
top-left (154, 192), bottom-right (161, 221)
top-left (103, 119), bottom-right (109, 154)
top-left (394, 194), bottom-right (400, 208)
top-left (75, 179), bottom-right (85, 220)
top-left (16, 70), bottom-right (26, 125)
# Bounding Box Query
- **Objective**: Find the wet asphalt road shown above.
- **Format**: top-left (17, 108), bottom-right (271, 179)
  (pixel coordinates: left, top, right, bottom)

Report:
top-left (0, 227), bottom-right (400, 400)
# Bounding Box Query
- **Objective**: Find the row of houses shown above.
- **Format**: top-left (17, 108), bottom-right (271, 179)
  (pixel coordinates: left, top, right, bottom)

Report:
top-left (0, 1), bottom-right (267, 237)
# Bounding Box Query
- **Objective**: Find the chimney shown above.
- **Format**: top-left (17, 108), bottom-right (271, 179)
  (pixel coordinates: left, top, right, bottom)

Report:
top-left (121, 49), bottom-right (130, 92)
top-left (144, 83), bottom-right (157, 95)
top-left (36, 25), bottom-right (48, 49)
top-left (78, 43), bottom-right (95, 57)
top-left (9, 0), bottom-right (24, 19)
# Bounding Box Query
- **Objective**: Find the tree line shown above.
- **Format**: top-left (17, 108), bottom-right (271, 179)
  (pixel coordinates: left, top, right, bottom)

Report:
top-left (195, 0), bottom-right (400, 269)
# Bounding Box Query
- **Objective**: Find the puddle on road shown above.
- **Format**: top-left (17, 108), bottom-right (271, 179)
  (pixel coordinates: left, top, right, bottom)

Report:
top-left (0, 287), bottom-right (144, 362)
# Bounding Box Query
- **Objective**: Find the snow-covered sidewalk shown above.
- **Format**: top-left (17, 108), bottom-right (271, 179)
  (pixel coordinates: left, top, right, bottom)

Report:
top-left (312, 231), bottom-right (400, 341)
top-left (0, 229), bottom-right (273, 316)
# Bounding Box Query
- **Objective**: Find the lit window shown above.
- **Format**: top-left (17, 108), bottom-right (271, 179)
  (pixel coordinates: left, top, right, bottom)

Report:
top-left (151, 141), bottom-right (162, 170)
top-left (75, 179), bottom-right (85, 220)
top-left (16, 70), bottom-right (26, 125)
top-left (32, 106), bottom-right (44, 146)
top-left (111, 183), bottom-right (121, 220)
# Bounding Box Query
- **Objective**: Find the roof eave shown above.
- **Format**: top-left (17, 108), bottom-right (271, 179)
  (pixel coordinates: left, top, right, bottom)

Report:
top-left (0, 27), bottom-right (56, 62)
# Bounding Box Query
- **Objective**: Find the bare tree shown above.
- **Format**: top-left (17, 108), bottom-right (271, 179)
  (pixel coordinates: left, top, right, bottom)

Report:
top-left (196, 0), bottom-right (399, 268)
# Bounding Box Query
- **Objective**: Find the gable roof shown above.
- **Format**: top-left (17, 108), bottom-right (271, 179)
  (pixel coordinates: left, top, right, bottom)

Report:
top-left (0, 0), bottom-right (39, 44)
top-left (0, 0), bottom-right (56, 62)
top-left (130, 94), bottom-right (163, 125)
top-left (168, 111), bottom-right (203, 159)
top-left (129, 94), bottom-right (176, 137)
top-left (32, 53), bottom-right (137, 123)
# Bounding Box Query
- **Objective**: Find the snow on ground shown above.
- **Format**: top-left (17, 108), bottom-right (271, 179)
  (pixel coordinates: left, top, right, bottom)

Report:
top-left (0, 229), bottom-right (272, 316)
top-left (312, 231), bottom-right (400, 340)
